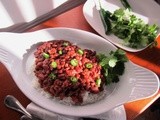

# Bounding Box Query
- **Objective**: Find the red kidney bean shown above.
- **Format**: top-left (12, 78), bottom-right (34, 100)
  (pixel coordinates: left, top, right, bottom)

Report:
top-left (34, 40), bottom-right (103, 104)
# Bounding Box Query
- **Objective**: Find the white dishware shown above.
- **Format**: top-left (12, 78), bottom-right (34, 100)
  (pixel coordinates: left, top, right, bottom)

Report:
top-left (0, 28), bottom-right (159, 117)
top-left (83, 0), bottom-right (160, 52)
top-left (0, 0), bottom-right (86, 33)
top-left (0, 0), bottom-right (68, 29)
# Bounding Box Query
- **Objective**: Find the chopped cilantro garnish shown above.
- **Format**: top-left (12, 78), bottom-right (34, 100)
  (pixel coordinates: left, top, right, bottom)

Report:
top-left (99, 6), bottom-right (159, 48)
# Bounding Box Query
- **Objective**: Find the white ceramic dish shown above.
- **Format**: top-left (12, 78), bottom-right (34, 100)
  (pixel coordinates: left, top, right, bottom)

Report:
top-left (0, 0), bottom-right (68, 30)
top-left (83, 0), bottom-right (160, 52)
top-left (0, 28), bottom-right (159, 117)
top-left (27, 103), bottom-right (126, 120)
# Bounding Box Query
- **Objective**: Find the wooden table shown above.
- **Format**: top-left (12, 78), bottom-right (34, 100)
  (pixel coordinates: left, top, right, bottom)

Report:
top-left (0, 3), bottom-right (160, 120)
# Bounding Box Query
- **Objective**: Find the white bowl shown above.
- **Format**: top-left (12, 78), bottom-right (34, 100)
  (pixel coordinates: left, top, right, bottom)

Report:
top-left (83, 0), bottom-right (160, 52)
top-left (0, 28), bottom-right (159, 117)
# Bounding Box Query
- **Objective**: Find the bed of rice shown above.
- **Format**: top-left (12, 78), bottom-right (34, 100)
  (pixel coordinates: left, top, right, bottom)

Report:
top-left (31, 77), bottom-right (112, 106)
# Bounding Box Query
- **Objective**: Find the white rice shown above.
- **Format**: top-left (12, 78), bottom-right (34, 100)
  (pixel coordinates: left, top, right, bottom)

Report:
top-left (31, 76), bottom-right (115, 106)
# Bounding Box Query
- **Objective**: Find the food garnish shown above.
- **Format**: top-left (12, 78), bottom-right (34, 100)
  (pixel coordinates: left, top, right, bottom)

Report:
top-left (98, 1), bottom-right (159, 48)
top-left (42, 52), bottom-right (50, 59)
top-left (97, 49), bottom-right (128, 85)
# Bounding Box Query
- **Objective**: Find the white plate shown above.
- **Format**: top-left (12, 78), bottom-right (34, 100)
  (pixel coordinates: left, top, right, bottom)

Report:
top-left (0, 0), bottom-right (68, 29)
top-left (26, 103), bottom-right (126, 120)
top-left (83, 0), bottom-right (160, 52)
top-left (0, 28), bottom-right (159, 117)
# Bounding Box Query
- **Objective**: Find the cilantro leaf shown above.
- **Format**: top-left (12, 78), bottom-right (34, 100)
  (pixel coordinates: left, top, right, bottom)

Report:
top-left (97, 49), bottom-right (128, 85)
top-left (100, 7), bottom-right (159, 48)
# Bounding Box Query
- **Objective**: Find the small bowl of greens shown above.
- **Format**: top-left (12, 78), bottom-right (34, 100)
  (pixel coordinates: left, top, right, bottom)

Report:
top-left (83, 0), bottom-right (160, 52)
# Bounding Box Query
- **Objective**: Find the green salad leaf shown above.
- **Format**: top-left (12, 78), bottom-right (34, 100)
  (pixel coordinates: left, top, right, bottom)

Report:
top-left (97, 49), bottom-right (128, 85)
top-left (99, 7), bottom-right (159, 48)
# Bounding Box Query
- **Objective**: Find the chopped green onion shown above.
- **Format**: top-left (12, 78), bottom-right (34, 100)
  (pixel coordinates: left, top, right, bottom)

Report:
top-left (70, 76), bottom-right (78, 83)
top-left (77, 49), bottom-right (83, 55)
top-left (85, 63), bottom-right (93, 69)
top-left (63, 42), bottom-right (69, 46)
top-left (70, 59), bottom-right (78, 66)
top-left (96, 78), bottom-right (101, 87)
top-left (51, 61), bottom-right (57, 68)
top-left (42, 52), bottom-right (50, 59)
top-left (58, 50), bottom-right (63, 55)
